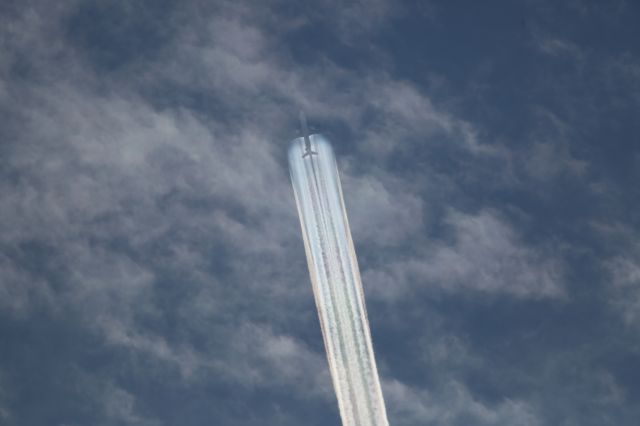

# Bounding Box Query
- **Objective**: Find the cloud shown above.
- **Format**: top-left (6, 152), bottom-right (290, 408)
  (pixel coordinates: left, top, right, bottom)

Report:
top-left (342, 172), bottom-right (424, 247)
top-left (536, 37), bottom-right (584, 60)
top-left (2, 0), bottom-right (638, 425)
top-left (429, 210), bottom-right (563, 296)
top-left (0, 0), bottom-right (501, 323)
top-left (210, 323), bottom-right (333, 396)
top-left (522, 108), bottom-right (588, 181)
top-left (0, 252), bottom-right (53, 318)
top-left (364, 209), bottom-right (564, 300)
top-left (0, 374), bottom-right (8, 423)
top-left (605, 249), bottom-right (640, 327)
top-left (383, 379), bottom-right (541, 426)
top-left (101, 383), bottom-right (160, 426)
top-left (591, 222), bottom-right (640, 328)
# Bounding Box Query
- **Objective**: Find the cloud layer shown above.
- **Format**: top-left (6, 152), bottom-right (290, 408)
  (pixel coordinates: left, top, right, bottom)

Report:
top-left (1, 1), bottom-right (639, 425)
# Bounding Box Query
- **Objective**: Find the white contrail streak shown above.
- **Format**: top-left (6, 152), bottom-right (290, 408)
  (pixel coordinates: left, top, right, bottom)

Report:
top-left (288, 134), bottom-right (390, 426)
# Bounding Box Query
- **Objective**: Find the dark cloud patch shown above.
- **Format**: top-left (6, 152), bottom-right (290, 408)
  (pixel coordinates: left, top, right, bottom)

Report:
top-left (65, 0), bottom-right (177, 70)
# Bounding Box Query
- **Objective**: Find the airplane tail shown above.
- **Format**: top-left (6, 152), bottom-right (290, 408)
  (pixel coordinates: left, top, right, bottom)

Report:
top-left (302, 150), bottom-right (318, 158)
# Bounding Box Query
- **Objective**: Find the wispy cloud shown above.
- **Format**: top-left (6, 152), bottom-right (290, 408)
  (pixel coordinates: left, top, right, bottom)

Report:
top-left (384, 379), bottom-right (541, 426)
top-left (364, 209), bottom-right (565, 300)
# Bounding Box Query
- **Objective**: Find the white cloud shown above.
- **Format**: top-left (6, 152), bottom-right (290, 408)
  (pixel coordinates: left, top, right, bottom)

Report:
top-left (383, 378), bottom-right (541, 426)
top-left (365, 209), bottom-right (565, 300)
top-left (212, 323), bottom-right (333, 397)
top-left (342, 172), bottom-right (424, 247)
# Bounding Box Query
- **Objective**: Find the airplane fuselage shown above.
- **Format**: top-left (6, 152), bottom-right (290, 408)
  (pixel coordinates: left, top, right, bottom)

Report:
top-left (299, 111), bottom-right (317, 158)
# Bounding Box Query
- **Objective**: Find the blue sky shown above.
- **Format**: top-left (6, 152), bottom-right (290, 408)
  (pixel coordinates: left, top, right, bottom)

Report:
top-left (1, 1), bottom-right (639, 425)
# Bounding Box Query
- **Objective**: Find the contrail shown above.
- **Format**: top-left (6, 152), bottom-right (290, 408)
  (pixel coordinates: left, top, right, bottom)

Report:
top-left (288, 133), bottom-right (390, 426)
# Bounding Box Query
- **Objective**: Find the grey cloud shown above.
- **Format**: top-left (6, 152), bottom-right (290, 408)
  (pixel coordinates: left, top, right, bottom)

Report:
top-left (535, 36), bottom-right (585, 60)
top-left (0, 252), bottom-right (54, 318)
top-left (591, 222), bottom-right (640, 328)
top-left (522, 108), bottom-right (588, 181)
top-left (605, 53), bottom-right (640, 106)
top-left (101, 383), bottom-right (160, 426)
top-left (0, 374), bottom-right (8, 422)
top-left (420, 334), bottom-right (481, 372)
top-left (606, 251), bottom-right (640, 326)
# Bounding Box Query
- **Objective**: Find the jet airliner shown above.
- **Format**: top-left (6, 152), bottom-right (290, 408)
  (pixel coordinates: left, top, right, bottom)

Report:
top-left (299, 111), bottom-right (317, 158)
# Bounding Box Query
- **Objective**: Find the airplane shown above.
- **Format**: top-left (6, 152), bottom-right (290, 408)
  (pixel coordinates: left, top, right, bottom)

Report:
top-left (299, 110), bottom-right (317, 158)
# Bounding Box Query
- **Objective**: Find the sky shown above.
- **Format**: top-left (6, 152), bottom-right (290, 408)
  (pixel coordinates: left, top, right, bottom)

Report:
top-left (1, 0), bottom-right (639, 425)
